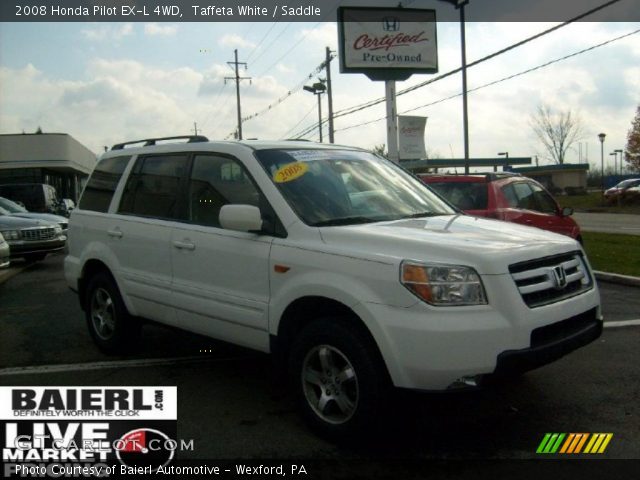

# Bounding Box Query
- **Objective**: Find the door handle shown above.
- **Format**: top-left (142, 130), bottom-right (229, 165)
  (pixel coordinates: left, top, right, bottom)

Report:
top-left (107, 229), bottom-right (123, 238)
top-left (173, 241), bottom-right (196, 251)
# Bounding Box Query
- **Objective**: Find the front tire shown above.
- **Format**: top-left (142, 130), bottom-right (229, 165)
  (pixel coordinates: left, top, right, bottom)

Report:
top-left (289, 318), bottom-right (390, 440)
top-left (85, 272), bottom-right (140, 354)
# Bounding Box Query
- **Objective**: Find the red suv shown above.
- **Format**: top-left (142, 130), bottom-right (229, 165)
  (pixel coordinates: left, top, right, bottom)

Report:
top-left (419, 173), bottom-right (582, 243)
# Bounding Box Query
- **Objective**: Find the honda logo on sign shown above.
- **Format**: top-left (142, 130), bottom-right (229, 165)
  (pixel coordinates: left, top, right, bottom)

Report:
top-left (552, 266), bottom-right (568, 290)
top-left (383, 17), bottom-right (400, 31)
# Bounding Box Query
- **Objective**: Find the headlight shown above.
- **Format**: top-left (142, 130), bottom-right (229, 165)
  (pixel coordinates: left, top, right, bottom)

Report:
top-left (54, 226), bottom-right (63, 235)
top-left (401, 261), bottom-right (487, 306)
top-left (1, 230), bottom-right (20, 240)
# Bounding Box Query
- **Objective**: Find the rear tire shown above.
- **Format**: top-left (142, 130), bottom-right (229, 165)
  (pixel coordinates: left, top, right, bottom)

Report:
top-left (289, 318), bottom-right (390, 440)
top-left (85, 272), bottom-right (140, 354)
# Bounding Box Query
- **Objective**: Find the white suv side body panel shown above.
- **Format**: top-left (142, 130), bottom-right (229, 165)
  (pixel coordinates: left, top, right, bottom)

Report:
top-left (170, 223), bottom-right (273, 351)
top-left (66, 141), bottom-right (602, 392)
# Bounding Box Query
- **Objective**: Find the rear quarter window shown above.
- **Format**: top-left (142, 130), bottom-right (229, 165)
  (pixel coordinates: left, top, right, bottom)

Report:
top-left (79, 156), bottom-right (131, 213)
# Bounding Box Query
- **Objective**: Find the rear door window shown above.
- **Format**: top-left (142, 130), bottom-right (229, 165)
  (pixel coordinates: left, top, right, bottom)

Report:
top-left (118, 154), bottom-right (188, 220)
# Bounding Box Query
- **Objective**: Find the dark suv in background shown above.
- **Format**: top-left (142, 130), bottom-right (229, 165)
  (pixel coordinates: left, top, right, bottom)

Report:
top-left (419, 173), bottom-right (582, 243)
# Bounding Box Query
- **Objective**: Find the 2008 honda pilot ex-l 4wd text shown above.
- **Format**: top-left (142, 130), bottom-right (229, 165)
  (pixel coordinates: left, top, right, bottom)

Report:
top-left (65, 136), bottom-right (602, 438)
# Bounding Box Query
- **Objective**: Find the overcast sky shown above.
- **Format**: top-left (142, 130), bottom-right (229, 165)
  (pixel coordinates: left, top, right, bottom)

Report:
top-left (0, 18), bottom-right (638, 171)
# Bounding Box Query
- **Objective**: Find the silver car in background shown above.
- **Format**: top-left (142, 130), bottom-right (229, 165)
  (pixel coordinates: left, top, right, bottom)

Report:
top-left (0, 210), bottom-right (66, 263)
top-left (0, 232), bottom-right (9, 268)
top-left (0, 196), bottom-right (69, 233)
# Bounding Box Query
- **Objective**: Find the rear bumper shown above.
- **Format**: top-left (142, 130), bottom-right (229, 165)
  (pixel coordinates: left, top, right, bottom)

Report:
top-left (492, 308), bottom-right (602, 377)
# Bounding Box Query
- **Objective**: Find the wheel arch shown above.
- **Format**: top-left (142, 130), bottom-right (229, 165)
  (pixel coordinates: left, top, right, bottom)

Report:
top-left (272, 296), bottom-right (389, 380)
top-left (78, 259), bottom-right (120, 311)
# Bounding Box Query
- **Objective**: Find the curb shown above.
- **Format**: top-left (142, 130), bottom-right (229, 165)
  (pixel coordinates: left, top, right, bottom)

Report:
top-left (594, 271), bottom-right (640, 288)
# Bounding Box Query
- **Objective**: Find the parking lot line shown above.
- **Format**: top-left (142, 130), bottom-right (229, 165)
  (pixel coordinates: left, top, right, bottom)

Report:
top-left (603, 319), bottom-right (640, 328)
top-left (0, 355), bottom-right (251, 377)
top-left (0, 320), bottom-right (637, 377)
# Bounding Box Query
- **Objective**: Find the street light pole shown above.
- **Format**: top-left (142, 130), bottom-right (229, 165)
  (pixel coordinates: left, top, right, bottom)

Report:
top-left (615, 149), bottom-right (623, 175)
top-left (439, 0), bottom-right (470, 173)
top-left (304, 81), bottom-right (326, 143)
top-left (609, 152), bottom-right (617, 178)
top-left (498, 151), bottom-right (509, 172)
top-left (316, 91), bottom-right (323, 143)
top-left (598, 133), bottom-right (606, 197)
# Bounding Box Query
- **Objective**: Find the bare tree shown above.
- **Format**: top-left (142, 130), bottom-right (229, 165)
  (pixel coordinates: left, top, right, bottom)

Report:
top-left (530, 104), bottom-right (583, 164)
top-left (625, 105), bottom-right (640, 172)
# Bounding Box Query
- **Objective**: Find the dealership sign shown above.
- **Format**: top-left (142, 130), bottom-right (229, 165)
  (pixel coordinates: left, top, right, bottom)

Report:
top-left (338, 7), bottom-right (438, 81)
top-left (398, 116), bottom-right (427, 160)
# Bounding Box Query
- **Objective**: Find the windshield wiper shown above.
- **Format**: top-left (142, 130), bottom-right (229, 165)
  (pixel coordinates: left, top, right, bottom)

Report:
top-left (311, 216), bottom-right (380, 227)
top-left (398, 212), bottom-right (445, 219)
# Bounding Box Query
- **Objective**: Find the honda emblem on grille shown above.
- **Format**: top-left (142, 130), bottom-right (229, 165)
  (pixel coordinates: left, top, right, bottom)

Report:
top-left (552, 265), bottom-right (567, 289)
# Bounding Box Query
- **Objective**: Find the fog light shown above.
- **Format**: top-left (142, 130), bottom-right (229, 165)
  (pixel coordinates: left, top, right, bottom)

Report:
top-left (447, 375), bottom-right (483, 389)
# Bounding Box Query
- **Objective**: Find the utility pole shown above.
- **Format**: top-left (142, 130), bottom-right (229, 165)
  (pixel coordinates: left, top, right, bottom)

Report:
top-left (385, 80), bottom-right (399, 162)
top-left (192, 122), bottom-right (199, 136)
top-left (225, 49), bottom-right (251, 140)
top-left (325, 46), bottom-right (335, 143)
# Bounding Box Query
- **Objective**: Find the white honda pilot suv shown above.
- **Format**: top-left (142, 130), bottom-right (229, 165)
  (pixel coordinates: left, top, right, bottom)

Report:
top-left (65, 136), bottom-right (602, 438)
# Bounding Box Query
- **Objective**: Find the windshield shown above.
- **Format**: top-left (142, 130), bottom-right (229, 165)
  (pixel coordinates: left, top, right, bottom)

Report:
top-left (255, 149), bottom-right (455, 226)
top-left (0, 197), bottom-right (28, 213)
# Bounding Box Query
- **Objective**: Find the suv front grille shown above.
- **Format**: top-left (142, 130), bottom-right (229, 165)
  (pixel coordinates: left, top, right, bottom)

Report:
top-left (21, 227), bottom-right (56, 241)
top-left (509, 252), bottom-right (593, 308)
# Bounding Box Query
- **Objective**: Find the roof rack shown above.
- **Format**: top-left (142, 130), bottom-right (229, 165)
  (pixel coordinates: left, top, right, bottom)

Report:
top-left (111, 135), bottom-right (209, 151)
top-left (485, 172), bottom-right (522, 181)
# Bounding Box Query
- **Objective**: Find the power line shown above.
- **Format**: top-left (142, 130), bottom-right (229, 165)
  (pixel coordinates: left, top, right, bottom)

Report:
top-left (281, 102), bottom-right (319, 139)
top-left (199, 82), bottom-right (230, 131)
top-left (251, 23), bottom-right (293, 71)
top-left (243, 57), bottom-right (334, 123)
top-left (222, 55), bottom-right (336, 140)
top-left (334, 27), bottom-right (640, 133)
top-left (253, 0), bottom-right (342, 77)
top-left (315, 0), bottom-right (624, 126)
top-left (245, 22), bottom-right (279, 63)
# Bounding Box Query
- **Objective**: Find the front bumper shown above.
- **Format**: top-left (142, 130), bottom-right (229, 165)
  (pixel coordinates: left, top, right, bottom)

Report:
top-left (355, 273), bottom-right (601, 391)
top-left (7, 237), bottom-right (66, 257)
top-left (492, 307), bottom-right (602, 377)
top-left (0, 243), bottom-right (9, 268)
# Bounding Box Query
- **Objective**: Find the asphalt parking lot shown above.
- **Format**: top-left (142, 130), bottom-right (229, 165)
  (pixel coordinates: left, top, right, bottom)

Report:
top-left (0, 254), bottom-right (639, 465)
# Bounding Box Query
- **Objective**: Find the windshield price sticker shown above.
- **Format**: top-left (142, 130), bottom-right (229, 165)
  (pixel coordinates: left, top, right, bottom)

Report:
top-left (273, 162), bottom-right (309, 183)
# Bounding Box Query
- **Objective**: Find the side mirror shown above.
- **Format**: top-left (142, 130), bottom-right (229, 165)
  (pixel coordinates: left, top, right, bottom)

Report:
top-left (219, 204), bottom-right (263, 233)
top-left (561, 207), bottom-right (573, 217)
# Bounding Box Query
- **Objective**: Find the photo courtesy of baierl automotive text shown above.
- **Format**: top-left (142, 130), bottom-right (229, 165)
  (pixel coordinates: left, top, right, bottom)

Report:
top-left (1, 0), bottom-right (639, 478)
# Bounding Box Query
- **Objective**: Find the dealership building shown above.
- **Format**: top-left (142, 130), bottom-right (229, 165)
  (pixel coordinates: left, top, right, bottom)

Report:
top-left (0, 133), bottom-right (96, 202)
